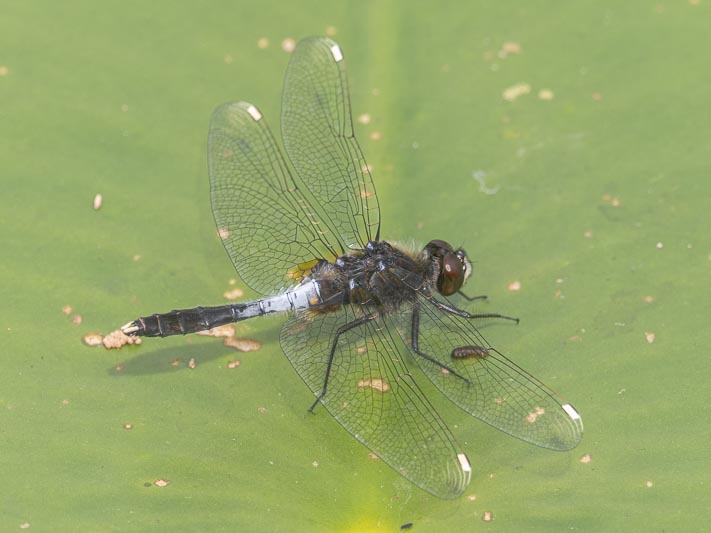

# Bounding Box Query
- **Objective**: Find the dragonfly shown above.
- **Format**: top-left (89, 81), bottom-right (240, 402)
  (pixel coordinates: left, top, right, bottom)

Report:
top-left (121, 36), bottom-right (583, 499)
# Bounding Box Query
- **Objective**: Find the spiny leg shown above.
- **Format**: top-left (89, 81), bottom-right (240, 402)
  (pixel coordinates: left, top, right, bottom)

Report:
top-left (431, 297), bottom-right (519, 324)
top-left (308, 313), bottom-right (377, 413)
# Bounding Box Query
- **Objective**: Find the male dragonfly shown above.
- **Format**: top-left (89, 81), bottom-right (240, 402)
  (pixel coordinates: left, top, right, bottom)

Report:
top-left (121, 36), bottom-right (583, 499)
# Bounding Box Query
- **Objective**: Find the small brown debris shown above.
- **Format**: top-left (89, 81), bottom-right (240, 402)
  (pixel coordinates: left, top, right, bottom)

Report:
top-left (507, 280), bottom-right (521, 291)
top-left (584, 230), bottom-right (593, 238)
top-left (0, 66), bottom-right (10, 76)
top-left (115, 363), bottom-right (124, 372)
top-left (82, 333), bottom-right (104, 347)
top-left (538, 89), bottom-right (554, 100)
top-left (124, 423), bottom-right (133, 430)
top-left (154, 479), bottom-right (170, 487)
top-left (368, 452), bottom-right (379, 460)
top-left (467, 494), bottom-right (477, 501)
top-left (196, 324), bottom-right (236, 338)
top-left (223, 288), bottom-right (244, 300)
top-left (355, 344), bottom-right (367, 354)
top-left (71, 314), bottom-right (83, 325)
top-left (258, 406), bottom-right (267, 413)
top-left (644, 332), bottom-right (656, 344)
top-left (188, 357), bottom-right (197, 369)
top-left (601, 194), bottom-right (621, 207)
top-left (357, 113), bottom-right (371, 125)
top-left (217, 227), bottom-right (229, 239)
top-left (169, 359), bottom-right (181, 367)
top-left (370, 131), bottom-right (382, 141)
top-left (482, 511), bottom-right (494, 522)
top-left (644, 296), bottom-right (654, 303)
top-left (281, 38), bottom-right (296, 53)
top-left (227, 360), bottom-right (241, 369)
top-left (93, 193), bottom-right (103, 210)
top-left (579, 453), bottom-right (592, 464)
top-left (502, 83), bottom-right (530, 101)
top-left (452, 345), bottom-right (489, 360)
top-left (357, 378), bottom-right (390, 393)
top-left (501, 41), bottom-right (521, 55)
top-left (257, 37), bottom-right (269, 49)
top-left (526, 406), bottom-right (545, 424)
top-left (62, 305), bottom-right (72, 315)
top-left (223, 337), bottom-right (262, 351)
top-left (325, 26), bottom-right (337, 36)
top-left (100, 329), bottom-right (141, 349)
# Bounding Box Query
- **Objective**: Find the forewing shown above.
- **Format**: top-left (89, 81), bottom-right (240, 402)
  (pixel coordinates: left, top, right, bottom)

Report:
top-left (281, 37), bottom-right (380, 249)
top-left (280, 306), bottom-right (472, 499)
top-left (392, 296), bottom-right (583, 451)
top-left (208, 102), bottom-right (343, 295)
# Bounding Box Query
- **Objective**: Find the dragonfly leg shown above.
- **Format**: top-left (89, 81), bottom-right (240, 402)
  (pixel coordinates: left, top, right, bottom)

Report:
top-left (431, 298), bottom-right (519, 324)
top-left (410, 300), bottom-right (471, 384)
top-left (457, 291), bottom-right (488, 302)
top-left (308, 313), bottom-right (377, 413)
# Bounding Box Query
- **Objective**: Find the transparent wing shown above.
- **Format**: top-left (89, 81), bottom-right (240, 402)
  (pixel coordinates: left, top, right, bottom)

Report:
top-left (281, 36), bottom-right (380, 249)
top-left (208, 102), bottom-right (344, 295)
top-left (391, 295), bottom-right (583, 451)
top-left (280, 306), bottom-right (472, 499)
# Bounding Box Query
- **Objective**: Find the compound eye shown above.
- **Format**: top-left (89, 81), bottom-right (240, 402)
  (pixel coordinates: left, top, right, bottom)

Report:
top-left (437, 252), bottom-right (465, 296)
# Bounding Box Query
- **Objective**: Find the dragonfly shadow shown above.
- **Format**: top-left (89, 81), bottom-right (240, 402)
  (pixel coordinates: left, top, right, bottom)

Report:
top-left (107, 342), bottom-right (232, 377)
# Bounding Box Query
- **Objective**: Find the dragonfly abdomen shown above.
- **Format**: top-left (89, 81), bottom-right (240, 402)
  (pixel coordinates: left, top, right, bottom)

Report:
top-left (121, 280), bottom-right (323, 337)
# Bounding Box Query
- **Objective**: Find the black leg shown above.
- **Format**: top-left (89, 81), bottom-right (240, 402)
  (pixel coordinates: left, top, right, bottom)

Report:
top-left (309, 313), bottom-right (376, 413)
top-left (431, 297), bottom-right (519, 324)
top-left (457, 291), bottom-right (488, 302)
top-left (410, 300), bottom-right (471, 384)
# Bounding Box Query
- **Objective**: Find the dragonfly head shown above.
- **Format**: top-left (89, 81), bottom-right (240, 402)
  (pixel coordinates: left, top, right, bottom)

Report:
top-left (425, 240), bottom-right (472, 296)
